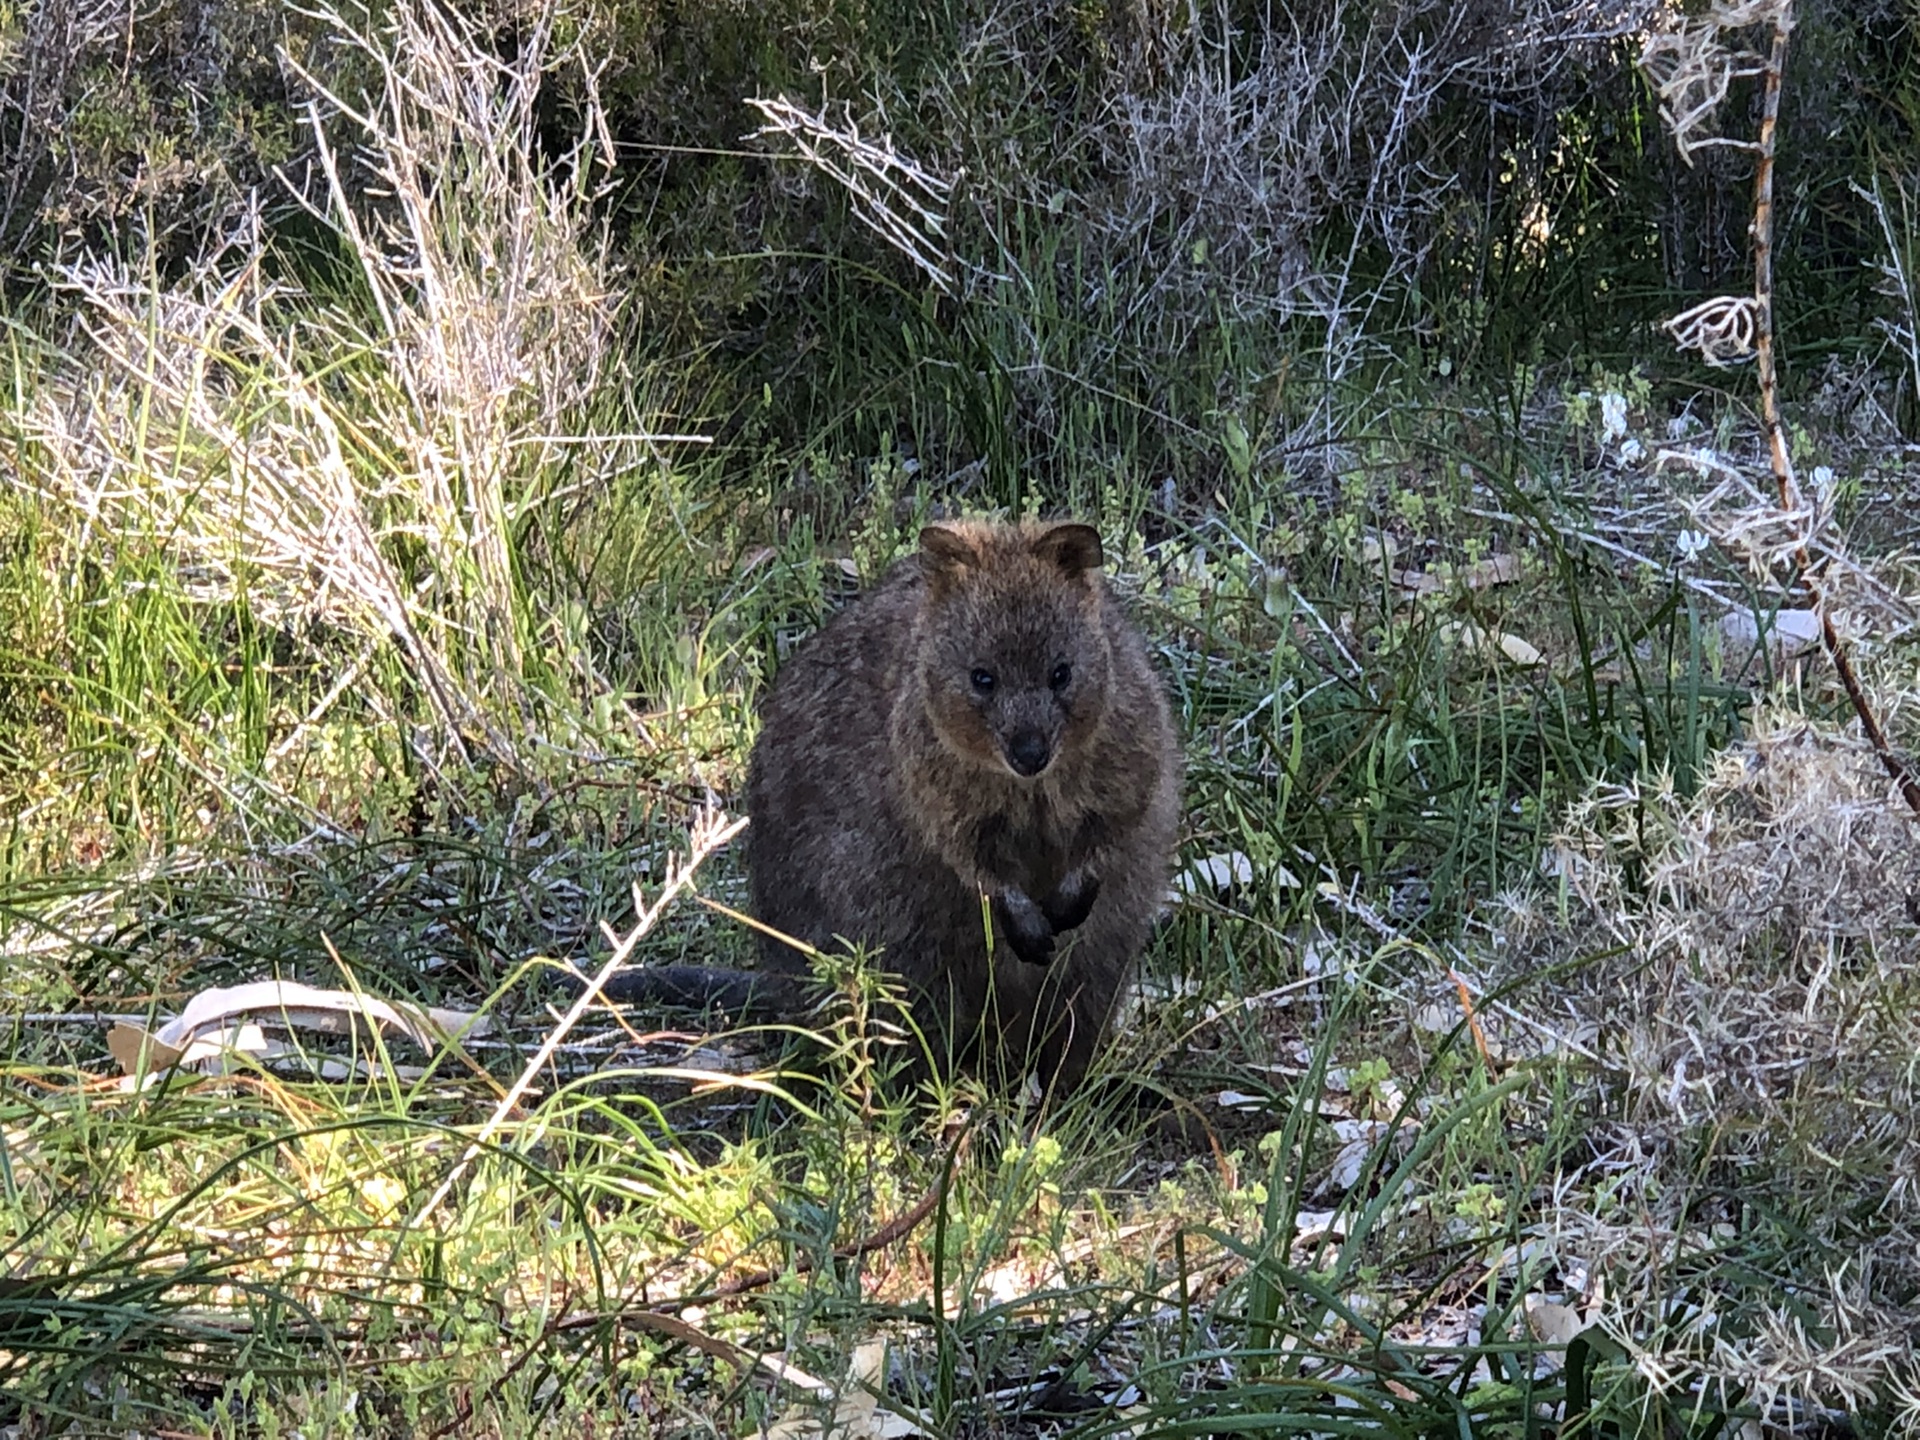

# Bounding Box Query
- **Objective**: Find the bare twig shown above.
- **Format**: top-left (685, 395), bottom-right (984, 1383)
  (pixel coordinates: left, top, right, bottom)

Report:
top-left (409, 810), bottom-right (748, 1227)
top-left (1664, 294), bottom-right (1759, 364)
top-left (1745, 10), bottom-right (1920, 816)
top-left (1639, 3), bottom-right (1775, 166)
top-left (748, 94), bottom-right (954, 293)
top-left (1648, 0), bottom-right (1920, 815)
top-left (1856, 175), bottom-right (1920, 410)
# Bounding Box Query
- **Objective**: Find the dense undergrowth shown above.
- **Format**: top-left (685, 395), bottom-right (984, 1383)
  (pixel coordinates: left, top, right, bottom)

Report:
top-left (3, 0), bottom-right (1920, 1434)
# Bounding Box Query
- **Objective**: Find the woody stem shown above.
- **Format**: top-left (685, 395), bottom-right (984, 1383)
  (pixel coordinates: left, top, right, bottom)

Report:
top-left (1750, 4), bottom-right (1920, 816)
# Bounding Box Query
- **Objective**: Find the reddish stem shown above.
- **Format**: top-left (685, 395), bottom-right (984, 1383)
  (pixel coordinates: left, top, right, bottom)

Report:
top-left (1749, 8), bottom-right (1920, 816)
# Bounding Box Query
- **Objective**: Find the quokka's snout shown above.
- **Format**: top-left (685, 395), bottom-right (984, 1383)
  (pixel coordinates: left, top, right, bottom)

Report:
top-left (1003, 727), bottom-right (1051, 776)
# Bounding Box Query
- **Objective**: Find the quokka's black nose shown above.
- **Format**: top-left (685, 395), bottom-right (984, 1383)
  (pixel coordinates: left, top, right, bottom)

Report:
top-left (1006, 730), bottom-right (1052, 776)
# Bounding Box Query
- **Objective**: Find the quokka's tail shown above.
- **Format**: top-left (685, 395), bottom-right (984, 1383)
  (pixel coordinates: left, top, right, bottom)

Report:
top-left (584, 963), bottom-right (814, 1018)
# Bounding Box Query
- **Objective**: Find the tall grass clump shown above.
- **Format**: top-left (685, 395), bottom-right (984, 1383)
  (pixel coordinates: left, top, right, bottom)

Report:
top-left (0, 0), bottom-right (704, 882)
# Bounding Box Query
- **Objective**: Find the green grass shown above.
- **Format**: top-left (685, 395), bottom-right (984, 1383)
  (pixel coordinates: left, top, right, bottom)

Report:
top-left (0, 302), bottom-right (1897, 1434)
top-left (2, 324), bottom-right (1882, 1433)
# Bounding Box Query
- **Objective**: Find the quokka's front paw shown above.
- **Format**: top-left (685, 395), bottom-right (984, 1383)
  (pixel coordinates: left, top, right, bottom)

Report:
top-left (992, 887), bottom-right (1058, 966)
top-left (1040, 871), bottom-right (1101, 935)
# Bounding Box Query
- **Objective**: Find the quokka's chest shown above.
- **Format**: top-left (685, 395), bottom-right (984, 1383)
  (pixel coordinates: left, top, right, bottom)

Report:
top-left (964, 796), bottom-right (1104, 891)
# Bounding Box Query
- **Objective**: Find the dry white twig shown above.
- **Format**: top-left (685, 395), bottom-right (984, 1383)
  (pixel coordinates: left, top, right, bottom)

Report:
top-left (1639, 0), bottom-right (1788, 164)
top-left (410, 809), bottom-right (748, 1227)
top-left (1663, 294), bottom-right (1759, 365)
top-left (748, 94), bottom-right (955, 293)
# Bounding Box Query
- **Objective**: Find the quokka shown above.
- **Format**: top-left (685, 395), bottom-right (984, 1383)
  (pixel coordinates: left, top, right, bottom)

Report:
top-left (723, 517), bottom-right (1182, 1090)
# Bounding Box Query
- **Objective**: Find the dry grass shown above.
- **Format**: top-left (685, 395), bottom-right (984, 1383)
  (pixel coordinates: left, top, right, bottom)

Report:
top-left (1518, 27), bottom-right (1920, 1414)
top-left (1517, 702), bottom-right (1920, 1417)
top-left (13, 0), bottom-right (639, 779)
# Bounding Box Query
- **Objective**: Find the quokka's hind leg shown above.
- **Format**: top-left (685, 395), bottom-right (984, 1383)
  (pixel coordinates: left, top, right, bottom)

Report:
top-left (1039, 970), bottom-right (1126, 1096)
top-left (973, 940), bottom-right (1126, 1096)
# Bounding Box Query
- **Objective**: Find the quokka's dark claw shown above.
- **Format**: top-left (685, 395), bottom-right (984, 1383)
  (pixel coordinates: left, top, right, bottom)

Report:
top-left (995, 886), bottom-right (1059, 966)
top-left (1041, 872), bottom-right (1102, 934)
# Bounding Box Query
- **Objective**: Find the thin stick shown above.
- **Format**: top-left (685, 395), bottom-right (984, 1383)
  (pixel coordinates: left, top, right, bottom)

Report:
top-left (1746, 6), bottom-right (1920, 815)
top-left (409, 810), bottom-right (748, 1227)
top-left (1446, 967), bottom-right (1495, 1070)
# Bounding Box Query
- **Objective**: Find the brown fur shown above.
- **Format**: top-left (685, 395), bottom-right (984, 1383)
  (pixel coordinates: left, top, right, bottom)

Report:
top-left (743, 518), bottom-right (1181, 1091)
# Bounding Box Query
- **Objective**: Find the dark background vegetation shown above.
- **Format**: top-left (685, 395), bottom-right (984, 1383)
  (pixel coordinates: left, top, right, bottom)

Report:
top-left (4, 0), bottom-right (1916, 484)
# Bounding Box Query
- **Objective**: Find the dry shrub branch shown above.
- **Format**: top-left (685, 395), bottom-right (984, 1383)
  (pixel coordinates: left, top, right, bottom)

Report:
top-left (1646, 0), bottom-right (1920, 814)
top-left (748, 95), bottom-right (955, 294)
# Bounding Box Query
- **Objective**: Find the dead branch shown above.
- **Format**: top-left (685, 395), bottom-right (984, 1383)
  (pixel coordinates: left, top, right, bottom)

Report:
top-left (409, 809), bottom-right (748, 1226)
top-left (748, 94), bottom-right (955, 294)
top-left (1648, 0), bottom-right (1920, 817)
top-left (1745, 10), bottom-right (1920, 816)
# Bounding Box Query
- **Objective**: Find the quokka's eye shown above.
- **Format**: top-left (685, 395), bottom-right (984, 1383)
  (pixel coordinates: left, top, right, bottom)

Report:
top-left (1049, 662), bottom-right (1072, 691)
top-left (970, 668), bottom-right (996, 694)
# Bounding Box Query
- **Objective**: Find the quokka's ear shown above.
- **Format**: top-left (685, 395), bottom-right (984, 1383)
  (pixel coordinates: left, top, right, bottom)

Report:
top-left (1031, 523), bottom-right (1104, 579)
top-left (919, 524), bottom-right (981, 591)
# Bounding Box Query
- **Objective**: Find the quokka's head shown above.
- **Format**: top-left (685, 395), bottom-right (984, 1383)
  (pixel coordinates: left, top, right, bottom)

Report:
top-left (913, 520), bottom-right (1115, 780)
